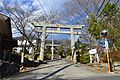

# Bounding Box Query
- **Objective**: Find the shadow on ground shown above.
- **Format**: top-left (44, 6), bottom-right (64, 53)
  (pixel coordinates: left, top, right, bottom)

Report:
top-left (4, 60), bottom-right (68, 79)
top-left (40, 64), bottom-right (72, 80)
top-left (0, 54), bottom-right (47, 79)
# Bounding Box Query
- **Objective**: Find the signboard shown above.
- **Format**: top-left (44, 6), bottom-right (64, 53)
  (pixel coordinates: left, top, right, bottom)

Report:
top-left (98, 38), bottom-right (110, 48)
top-left (89, 49), bottom-right (97, 54)
top-left (105, 39), bottom-right (109, 47)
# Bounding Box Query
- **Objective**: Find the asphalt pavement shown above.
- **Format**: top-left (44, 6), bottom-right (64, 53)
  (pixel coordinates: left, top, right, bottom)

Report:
top-left (4, 59), bottom-right (120, 80)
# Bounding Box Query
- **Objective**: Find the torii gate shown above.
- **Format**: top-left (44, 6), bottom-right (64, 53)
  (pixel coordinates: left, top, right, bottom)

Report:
top-left (32, 22), bottom-right (84, 63)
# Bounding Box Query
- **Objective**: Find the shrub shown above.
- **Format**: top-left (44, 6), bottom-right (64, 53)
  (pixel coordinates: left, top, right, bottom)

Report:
top-left (110, 50), bottom-right (120, 62)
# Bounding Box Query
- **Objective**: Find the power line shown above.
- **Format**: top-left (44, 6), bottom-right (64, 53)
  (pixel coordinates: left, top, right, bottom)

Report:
top-left (98, 0), bottom-right (111, 17)
top-left (37, 0), bottom-right (58, 40)
top-left (98, 0), bottom-right (119, 20)
top-left (115, 0), bottom-right (120, 4)
top-left (96, 0), bottom-right (106, 16)
top-left (37, 0), bottom-right (50, 21)
top-left (71, 1), bottom-right (88, 24)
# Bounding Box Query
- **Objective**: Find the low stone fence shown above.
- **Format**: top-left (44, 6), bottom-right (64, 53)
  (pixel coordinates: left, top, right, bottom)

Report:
top-left (113, 62), bottom-right (120, 73)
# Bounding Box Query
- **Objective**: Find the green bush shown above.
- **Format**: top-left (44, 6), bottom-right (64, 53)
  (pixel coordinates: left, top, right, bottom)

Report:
top-left (80, 54), bottom-right (90, 64)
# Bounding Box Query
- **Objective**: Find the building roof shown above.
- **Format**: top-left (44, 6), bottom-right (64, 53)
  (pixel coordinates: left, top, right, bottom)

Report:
top-left (0, 13), bottom-right (12, 39)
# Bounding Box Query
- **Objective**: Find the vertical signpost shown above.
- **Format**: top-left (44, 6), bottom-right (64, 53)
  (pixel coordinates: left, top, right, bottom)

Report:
top-left (101, 30), bottom-right (111, 73)
top-left (105, 38), bottom-right (111, 73)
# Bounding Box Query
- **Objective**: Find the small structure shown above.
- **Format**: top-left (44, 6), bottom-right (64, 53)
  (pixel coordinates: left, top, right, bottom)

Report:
top-left (0, 13), bottom-right (18, 78)
top-left (89, 48), bottom-right (99, 63)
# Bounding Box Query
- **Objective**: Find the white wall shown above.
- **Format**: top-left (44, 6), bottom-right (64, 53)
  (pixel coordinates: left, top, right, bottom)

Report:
top-left (15, 40), bottom-right (37, 53)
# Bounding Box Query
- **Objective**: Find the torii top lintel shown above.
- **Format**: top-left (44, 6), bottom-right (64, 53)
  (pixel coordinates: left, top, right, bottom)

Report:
top-left (32, 22), bottom-right (84, 29)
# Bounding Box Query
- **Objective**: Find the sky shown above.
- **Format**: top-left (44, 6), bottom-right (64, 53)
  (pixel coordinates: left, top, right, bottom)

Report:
top-left (31, 0), bottom-right (82, 41)
top-left (0, 0), bottom-right (81, 41)
top-left (0, 0), bottom-right (119, 42)
top-left (2, 0), bottom-right (119, 41)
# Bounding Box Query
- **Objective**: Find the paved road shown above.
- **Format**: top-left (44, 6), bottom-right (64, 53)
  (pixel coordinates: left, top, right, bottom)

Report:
top-left (5, 59), bottom-right (120, 80)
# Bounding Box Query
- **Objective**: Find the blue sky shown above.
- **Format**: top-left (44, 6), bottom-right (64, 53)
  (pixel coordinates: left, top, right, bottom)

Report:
top-left (1, 0), bottom-right (119, 41)
top-left (32, 0), bottom-right (81, 41)
top-left (0, 0), bottom-right (83, 41)
top-left (0, 0), bottom-right (78, 39)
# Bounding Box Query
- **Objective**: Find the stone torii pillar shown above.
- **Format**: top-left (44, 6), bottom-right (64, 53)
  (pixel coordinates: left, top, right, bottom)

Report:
top-left (71, 27), bottom-right (76, 63)
top-left (37, 26), bottom-right (46, 61)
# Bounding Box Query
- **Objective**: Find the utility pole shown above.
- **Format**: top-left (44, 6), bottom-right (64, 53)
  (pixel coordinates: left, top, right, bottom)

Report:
top-left (101, 30), bottom-right (111, 73)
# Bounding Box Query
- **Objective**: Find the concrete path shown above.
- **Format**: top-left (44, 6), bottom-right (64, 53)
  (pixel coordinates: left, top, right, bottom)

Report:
top-left (4, 59), bottom-right (120, 80)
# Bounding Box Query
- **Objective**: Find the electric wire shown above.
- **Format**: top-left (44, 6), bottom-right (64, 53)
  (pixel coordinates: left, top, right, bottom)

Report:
top-left (96, 0), bottom-right (106, 16)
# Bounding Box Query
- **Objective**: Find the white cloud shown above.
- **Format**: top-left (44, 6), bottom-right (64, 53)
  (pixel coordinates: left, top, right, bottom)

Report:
top-left (32, 0), bottom-right (40, 7)
top-left (0, 1), bottom-right (3, 7)
top-left (75, 35), bottom-right (79, 42)
top-left (32, 0), bottom-right (70, 14)
top-left (21, 4), bottom-right (29, 10)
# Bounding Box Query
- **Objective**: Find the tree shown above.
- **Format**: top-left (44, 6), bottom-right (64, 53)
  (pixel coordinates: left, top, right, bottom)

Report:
top-left (1, 0), bottom-right (37, 53)
top-left (101, 3), bottom-right (120, 39)
top-left (102, 3), bottom-right (120, 51)
top-left (62, 0), bottom-right (105, 24)
top-left (88, 3), bottom-right (120, 62)
top-left (57, 46), bottom-right (65, 58)
top-left (87, 14), bottom-right (105, 39)
top-left (0, 0), bottom-right (58, 56)
top-left (62, 0), bottom-right (108, 46)
top-left (88, 3), bottom-right (120, 49)
top-left (76, 41), bottom-right (90, 64)
top-left (101, 3), bottom-right (120, 62)
top-left (44, 46), bottom-right (51, 60)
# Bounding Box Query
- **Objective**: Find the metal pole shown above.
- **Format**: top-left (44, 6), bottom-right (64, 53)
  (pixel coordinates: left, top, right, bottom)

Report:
top-left (51, 34), bottom-right (54, 60)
